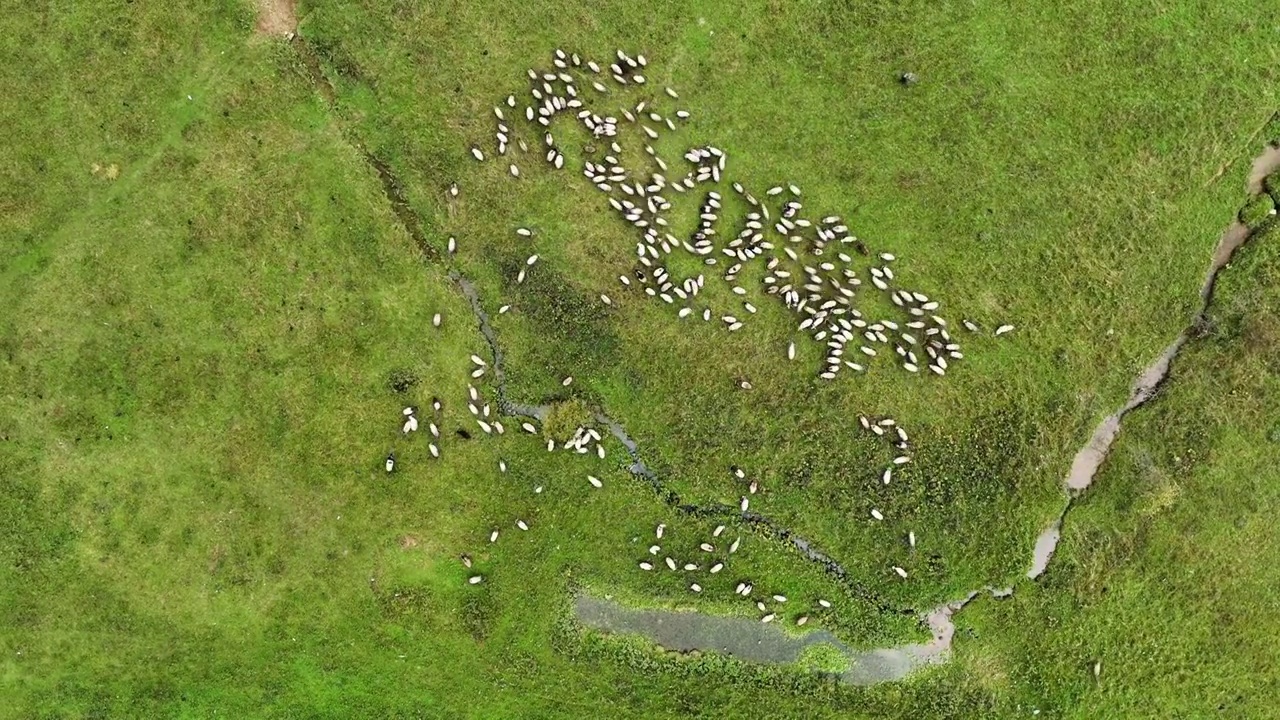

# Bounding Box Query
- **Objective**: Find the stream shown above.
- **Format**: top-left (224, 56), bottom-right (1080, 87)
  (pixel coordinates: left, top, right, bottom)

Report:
top-left (287, 34), bottom-right (878, 612)
top-left (453, 273), bottom-right (893, 611)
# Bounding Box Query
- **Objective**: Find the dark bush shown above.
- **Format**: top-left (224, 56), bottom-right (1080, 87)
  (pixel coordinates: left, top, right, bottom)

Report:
top-left (386, 367), bottom-right (418, 394)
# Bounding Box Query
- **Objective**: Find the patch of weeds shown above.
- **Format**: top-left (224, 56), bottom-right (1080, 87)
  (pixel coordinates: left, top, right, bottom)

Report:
top-left (921, 404), bottom-right (1039, 508)
top-left (309, 32), bottom-right (369, 84)
top-left (387, 367), bottom-right (418, 394)
top-left (1264, 112), bottom-right (1280, 147)
top-left (796, 643), bottom-right (851, 674)
top-left (459, 590), bottom-right (497, 642)
top-left (1265, 172), bottom-right (1280, 206)
top-left (542, 398), bottom-right (594, 441)
top-left (377, 585), bottom-right (435, 618)
top-left (502, 257), bottom-right (619, 377)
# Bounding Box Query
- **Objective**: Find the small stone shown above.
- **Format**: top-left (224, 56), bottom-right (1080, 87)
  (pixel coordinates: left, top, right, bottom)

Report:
top-left (899, 72), bottom-right (919, 86)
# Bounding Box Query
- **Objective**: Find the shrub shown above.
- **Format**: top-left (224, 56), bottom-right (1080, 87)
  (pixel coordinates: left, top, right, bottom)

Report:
top-left (386, 367), bottom-right (418, 394)
top-left (1249, 216), bottom-right (1280, 252)
top-left (1239, 193), bottom-right (1276, 229)
top-left (1264, 112), bottom-right (1280, 147)
top-left (541, 398), bottom-right (594, 440)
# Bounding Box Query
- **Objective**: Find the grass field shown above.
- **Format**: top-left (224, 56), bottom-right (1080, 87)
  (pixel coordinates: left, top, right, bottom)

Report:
top-left (1, 1), bottom-right (1278, 717)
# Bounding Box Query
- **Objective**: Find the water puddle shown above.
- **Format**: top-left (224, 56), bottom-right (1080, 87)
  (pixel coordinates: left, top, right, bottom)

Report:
top-left (1026, 518), bottom-right (1062, 580)
top-left (575, 594), bottom-right (958, 685)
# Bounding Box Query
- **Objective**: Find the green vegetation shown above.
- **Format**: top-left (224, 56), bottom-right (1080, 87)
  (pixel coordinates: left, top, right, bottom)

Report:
top-left (1266, 172), bottom-right (1280, 205)
top-left (956, 220), bottom-right (1280, 718)
top-left (1, 0), bottom-right (1278, 717)
top-left (1239, 193), bottom-right (1275, 228)
top-left (1264, 112), bottom-right (1280, 145)
top-left (541, 399), bottom-right (595, 441)
top-left (797, 643), bottom-right (852, 675)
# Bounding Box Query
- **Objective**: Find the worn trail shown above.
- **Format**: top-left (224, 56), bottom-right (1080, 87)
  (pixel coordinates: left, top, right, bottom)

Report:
top-left (1027, 147), bottom-right (1272, 579)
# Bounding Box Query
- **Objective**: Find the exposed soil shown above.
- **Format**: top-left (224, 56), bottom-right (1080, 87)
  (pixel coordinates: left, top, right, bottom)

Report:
top-left (1246, 144), bottom-right (1280, 195)
top-left (254, 0), bottom-right (298, 38)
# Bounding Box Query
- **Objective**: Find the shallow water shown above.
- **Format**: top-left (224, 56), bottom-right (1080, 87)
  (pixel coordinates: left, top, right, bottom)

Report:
top-left (1026, 519), bottom-right (1062, 579)
top-left (575, 594), bottom-right (958, 685)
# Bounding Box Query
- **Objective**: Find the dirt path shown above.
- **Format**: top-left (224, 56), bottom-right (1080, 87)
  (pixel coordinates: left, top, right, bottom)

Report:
top-left (254, 0), bottom-right (298, 38)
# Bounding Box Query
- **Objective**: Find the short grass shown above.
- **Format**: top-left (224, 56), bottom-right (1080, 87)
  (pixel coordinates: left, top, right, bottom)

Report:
top-left (1, 0), bottom-right (1279, 717)
top-left (300, 0), bottom-right (1280, 607)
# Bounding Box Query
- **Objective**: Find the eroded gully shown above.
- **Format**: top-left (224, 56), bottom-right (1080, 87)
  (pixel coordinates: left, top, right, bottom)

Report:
top-left (576, 145), bottom-right (1276, 682)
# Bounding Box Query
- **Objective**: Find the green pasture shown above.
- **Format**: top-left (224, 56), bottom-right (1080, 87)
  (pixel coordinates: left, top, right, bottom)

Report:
top-left (1, 0), bottom-right (1278, 717)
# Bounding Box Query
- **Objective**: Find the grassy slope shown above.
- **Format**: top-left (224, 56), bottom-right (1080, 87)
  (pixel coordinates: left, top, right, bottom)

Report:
top-left (955, 221), bottom-right (1280, 717)
top-left (0, 4), bottom-right (913, 718)
top-left (0, 0), bottom-right (1277, 718)
top-left (299, 0), bottom-right (1278, 605)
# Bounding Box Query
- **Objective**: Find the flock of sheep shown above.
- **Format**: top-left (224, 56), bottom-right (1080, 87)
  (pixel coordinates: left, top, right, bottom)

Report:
top-left (478, 49), bottom-right (1013, 380)
top-left (390, 49), bottom-right (1015, 628)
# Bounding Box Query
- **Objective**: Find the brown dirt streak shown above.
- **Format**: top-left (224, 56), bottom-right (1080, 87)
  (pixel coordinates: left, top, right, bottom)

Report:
top-left (254, 0), bottom-right (298, 38)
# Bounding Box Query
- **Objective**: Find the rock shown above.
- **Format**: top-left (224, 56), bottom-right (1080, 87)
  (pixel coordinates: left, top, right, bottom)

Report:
top-left (899, 72), bottom-right (919, 86)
